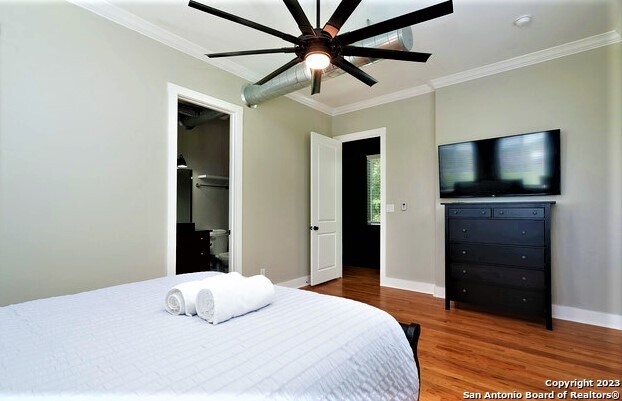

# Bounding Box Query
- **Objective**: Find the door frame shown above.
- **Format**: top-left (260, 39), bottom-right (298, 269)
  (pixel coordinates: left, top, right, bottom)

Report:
top-left (166, 83), bottom-right (243, 275)
top-left (333, 128), bottom-right (387, 283)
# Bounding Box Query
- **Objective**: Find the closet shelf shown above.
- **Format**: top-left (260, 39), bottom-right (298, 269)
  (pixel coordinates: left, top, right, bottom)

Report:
top-left (197, 174), bottom-right (228, 181)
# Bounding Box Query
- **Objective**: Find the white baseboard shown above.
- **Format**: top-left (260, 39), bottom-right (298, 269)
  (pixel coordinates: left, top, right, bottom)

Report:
top-left (277, 275), bottom-right (309, 289)
top-left (552, 305), bottom-right (622, 330)
top-left (283, 276), bottom-right (622, 330)
top-left (380, 277), bottom-right (435, 294)
top-left (428, 286), bottom-right (622, 330)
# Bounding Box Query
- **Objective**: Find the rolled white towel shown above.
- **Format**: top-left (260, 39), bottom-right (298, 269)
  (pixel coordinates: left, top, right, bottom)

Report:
top-left (196, 275), bottom-right (275, 324)
top-left (165, 272), bottom-right (243, 316)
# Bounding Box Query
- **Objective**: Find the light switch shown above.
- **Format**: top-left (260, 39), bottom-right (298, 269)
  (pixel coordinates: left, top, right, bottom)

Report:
top-left (386, 204), bottom-right (395, 213)
top-left (401, 202), bottom-right (407, 211)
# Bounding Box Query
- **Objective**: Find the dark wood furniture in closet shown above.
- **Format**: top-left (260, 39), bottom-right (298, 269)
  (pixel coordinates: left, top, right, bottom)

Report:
top-left (443, 202), bottom-right (555, 329)
top-left (176, 224), bottom-right (212, 274)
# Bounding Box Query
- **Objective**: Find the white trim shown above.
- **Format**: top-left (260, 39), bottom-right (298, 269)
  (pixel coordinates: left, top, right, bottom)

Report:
top-left (277, 275), bottom-right (310, 289)
top-left (331, 84), bottom-right (434, 116)
top-left (334, 128), bottom-right (387, 286)
top-left (430, 31), bottom-right (622, 89)
top-left (68, 0), bottom-right (257, 82)
top-left (381, 277), bottom-right (435, 295)
top-left (70, 1), bottom-right (621, 116)
top-left (166, 83), bottom-right (243, 276)
top-left (285, 92), bottom-right (335, 115)
top-left (430, 286), bottom-right (622, 330)
top-left (552, 305), bottom-right (622, 331)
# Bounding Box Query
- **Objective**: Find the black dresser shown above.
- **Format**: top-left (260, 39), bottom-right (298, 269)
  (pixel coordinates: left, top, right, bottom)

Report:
top-left (176, 226), bottom-right (212, 274)
top-left (443, 202), bottom-right (555, 329)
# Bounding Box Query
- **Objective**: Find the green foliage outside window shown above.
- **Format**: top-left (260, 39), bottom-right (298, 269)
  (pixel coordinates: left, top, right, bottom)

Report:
top-left (367, 155), bottom-right (381, 225)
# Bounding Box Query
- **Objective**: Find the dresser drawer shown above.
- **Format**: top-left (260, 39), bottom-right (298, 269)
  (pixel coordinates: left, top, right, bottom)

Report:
top-left (447, 208), bottom-right (491, 218)
top-left (449, 219), bottom-right (544, 246)
top-left (451, 264), bottom-right (545, 289)
top-left (493, 207), bottom-right (544, 219)
top-left (451, 282), bottom-right (545, 316)
top-left (450, 243), bottom-right (545, 268)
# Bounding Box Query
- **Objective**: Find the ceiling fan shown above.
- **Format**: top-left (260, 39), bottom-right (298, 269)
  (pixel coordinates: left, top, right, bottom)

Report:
top-left (188, 0), bottom-right (453, 95)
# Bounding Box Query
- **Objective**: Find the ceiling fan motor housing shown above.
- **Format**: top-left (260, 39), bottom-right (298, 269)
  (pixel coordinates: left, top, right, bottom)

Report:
top-left (298, 31), bottom-right (340, 60)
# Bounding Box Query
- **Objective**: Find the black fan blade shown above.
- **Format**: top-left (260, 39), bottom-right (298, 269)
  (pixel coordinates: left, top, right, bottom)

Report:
top-left (207, 47), bottom-right (297, 58)
top-left (341, 46), bottom-right (431, 62)
top-left (336, 0), bottom-right (453, 45)
top-left (331, 57), bottom-right (377, 86)
top-left (323, 0), bottom-right (362, 38)
top-left (255, 57), bottom-right (302, 85)
top-left (189, 0), bottom-right (299, 44)
top-left (311, 69), bottom-right (322, 94)
top-left (283, 0), bottom-right (316, 36)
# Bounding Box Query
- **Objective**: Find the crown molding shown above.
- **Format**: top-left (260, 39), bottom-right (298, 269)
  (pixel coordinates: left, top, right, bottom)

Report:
top-left (67, 0), bottom-right (258, 82)
top-left (331, 84), bottom-right (434, 116)
top-left (67, 0), bottom-right (622, 117)
top-left (429, 30), bottom-right (622, 89)
top-left (285, 92), bottom-right (335, 115)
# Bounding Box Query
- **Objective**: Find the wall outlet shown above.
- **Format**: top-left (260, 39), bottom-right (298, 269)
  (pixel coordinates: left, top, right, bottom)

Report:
top-left (260, 268), bottom-right (266, 276)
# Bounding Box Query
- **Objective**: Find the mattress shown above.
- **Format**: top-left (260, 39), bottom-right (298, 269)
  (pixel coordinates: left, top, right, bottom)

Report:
top-left (0, 272), bottom-right (419, 400)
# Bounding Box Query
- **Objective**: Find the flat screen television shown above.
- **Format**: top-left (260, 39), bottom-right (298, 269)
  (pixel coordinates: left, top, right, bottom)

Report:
top-left (438, 129), bottom-right (560, 198)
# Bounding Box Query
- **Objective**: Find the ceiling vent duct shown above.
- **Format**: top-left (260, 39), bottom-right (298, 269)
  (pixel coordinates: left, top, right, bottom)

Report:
top-left (241, 27), bottom-right (413, 107)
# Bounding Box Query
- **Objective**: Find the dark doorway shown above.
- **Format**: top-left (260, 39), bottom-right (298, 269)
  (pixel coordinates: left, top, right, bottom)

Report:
top-left (342, 137), bottom-right (380, 269)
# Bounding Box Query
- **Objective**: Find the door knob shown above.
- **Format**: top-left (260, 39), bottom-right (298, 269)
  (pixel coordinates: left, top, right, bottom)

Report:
top-left (309, 226), bottom-right (319, 231)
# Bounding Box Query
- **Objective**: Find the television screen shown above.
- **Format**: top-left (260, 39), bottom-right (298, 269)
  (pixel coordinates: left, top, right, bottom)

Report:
top-left (439, 130), bottom-right (560, 198)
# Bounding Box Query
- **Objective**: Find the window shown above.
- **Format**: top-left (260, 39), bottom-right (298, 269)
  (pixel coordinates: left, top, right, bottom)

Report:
top-left (366, 154), bottom-right (381, 225)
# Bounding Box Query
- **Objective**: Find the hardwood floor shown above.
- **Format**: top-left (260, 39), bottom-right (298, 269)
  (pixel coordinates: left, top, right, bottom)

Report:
top-left (303, 266), bottom-right (622, 401)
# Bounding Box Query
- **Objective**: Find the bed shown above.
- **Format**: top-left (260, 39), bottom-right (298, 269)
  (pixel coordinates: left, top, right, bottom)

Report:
top-left (0, 272), bottom-right (420, 400)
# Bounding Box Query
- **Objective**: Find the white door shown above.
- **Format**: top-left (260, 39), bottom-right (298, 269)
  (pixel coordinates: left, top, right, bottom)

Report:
top-left (310, 132), bottom-right (342, 286)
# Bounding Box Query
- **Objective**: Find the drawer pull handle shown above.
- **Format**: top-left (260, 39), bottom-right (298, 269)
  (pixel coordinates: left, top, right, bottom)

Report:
top-left (522, 298), bottom-right (527, 302)
top-left (453, 211), bottom-right (458, 214)
top-left (462, 228), bottom-right (467, 233)
top-left (200, 237), bottom-right (204, 240)
top-left (521, 276), bottom-right (527, 281)
top-left (521, 231), bottom-right (526, 235)
top-left (462, 289), bottom-right (467, 293)
top-left (533, 210), bottom-right (538, 215)
top-left (462, 269), bottom-right (467, 274)
top-left (480, 210), bottom-right (486, 215)
top-left (461, 250), bottom-right (467, 255)
top-left (521, 255), bottom-right (527, 260)
top-left (499, 210), bottom-right (505, 215)
top-left (200, 252), bottom-right (204, 256)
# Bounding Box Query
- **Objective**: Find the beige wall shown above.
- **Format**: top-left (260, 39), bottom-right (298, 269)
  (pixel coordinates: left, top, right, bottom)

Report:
top-left (334, 43), bottom-right (622, 315)
top-left (332, 94), bottom-right (437, 284)
top-left (0, 2), bottom-right (330, 306)
top-left (435, 43), bottom-right (622, 315)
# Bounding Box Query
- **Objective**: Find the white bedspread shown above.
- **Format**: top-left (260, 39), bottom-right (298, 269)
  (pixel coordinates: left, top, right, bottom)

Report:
top-left (0, 273), bottom-right (419, 401)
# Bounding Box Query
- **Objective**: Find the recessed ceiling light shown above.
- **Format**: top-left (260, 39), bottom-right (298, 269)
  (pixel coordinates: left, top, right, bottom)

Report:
top-left (514, 15), bottom-right (532, 28)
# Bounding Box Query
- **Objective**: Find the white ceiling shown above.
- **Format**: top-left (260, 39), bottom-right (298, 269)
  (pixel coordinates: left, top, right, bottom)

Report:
top-left (101, 0), bottom-right (620, 110)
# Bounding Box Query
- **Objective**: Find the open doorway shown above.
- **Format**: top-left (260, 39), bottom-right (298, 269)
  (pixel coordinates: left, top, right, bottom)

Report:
top-left (166, 84), bottom-right (243, 277)
top-left (334, 128), bottom-right (386, 283)
top-left (342, 138), bottom-right (380, 274)
top-left (176, 100), bottom-right (230, 273)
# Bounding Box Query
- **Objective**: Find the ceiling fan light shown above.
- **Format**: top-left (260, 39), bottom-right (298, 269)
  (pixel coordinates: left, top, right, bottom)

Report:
top-left (305, 52), bottom-right (331, 70)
